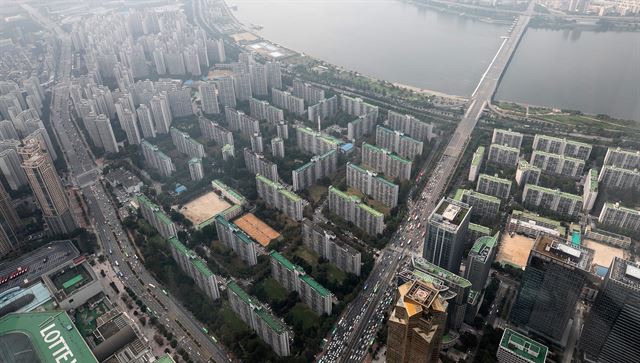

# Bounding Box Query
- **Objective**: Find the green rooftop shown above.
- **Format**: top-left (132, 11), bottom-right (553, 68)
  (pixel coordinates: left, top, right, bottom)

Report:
top-left (299, 274), bottom-right (332, 297)
top-left (525, 184), bottom-right (582, 202)
top-left (137, 194), bottom-right (174, 226)
top-left (478, 173), bottom-right (512, 186)
top-left (270, 252), bottom-right (332, 297)
top-left (192, 258), bottom-right (214, 277)
top-left (362, 143), bottom-right (411, 164)
top-left (469, 223), bottom-right (492, 236)
top-left (347, 163), bottom-right (398, 188)
top-left (533, 150), bottom-right (584, 164)
top-left (500, 328), bottom-right (548, 363)
top-left (188, 157), bottom-right (201, 164)
top-left (471, 232), bottom-right (499, 254)
top-left (0, 311), bottom-right (98, 363)
top-left (155, 354), bottom-right (176, 363)
top-left (227, 282), bottom-right (287, 334)
top-left (357, 202), bottom-right (384, 217)
top-left (256, 175), bottom-right (302, 202)
top-left (414, 258), bottom-right (472, 288)
top-left (270, 251), bottom-right (298, 271)
top-left (588, 169), bottom-right (598, 191)
top-left (212, 179), bottom-right (246, 204)
top-left (536, 134), bottom-right (591, 148)
top-left (168, 237), bottom-right (189, 256)
top-left (490, 143), bottom-right (519, 152)
top-left (603, 202), bottom-right (640, 215)
top-left (471, 146), bottom-right (485, 166)
top-left (459, 189), bottom-right (501, 204)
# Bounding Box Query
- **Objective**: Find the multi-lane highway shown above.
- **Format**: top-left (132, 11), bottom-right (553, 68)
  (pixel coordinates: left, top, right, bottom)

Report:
top-left (323, 3), bottom-right (535, 362)
top-left (23, 4), bottom-right (231, 363)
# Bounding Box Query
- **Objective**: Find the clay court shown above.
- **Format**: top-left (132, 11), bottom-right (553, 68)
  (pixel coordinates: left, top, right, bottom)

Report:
top-left (180, 191), bottom-right (231, 226)
top-left (234, 213), bottom-right (280, 247)
top-left (583, 239), bottom-right (626, 269)
top-left (496, 234), bottom-right (536, 268)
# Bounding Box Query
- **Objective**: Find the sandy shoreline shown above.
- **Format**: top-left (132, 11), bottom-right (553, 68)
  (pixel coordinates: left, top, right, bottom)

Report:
top-left (392, 82), bottom-right (468, 100)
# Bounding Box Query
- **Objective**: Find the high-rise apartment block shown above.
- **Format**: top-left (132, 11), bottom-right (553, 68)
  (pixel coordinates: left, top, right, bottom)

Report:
top-left (232, 72), bottom-right (252, 101)
top-left (188, 158), bottom-right (204, 181)
top-left (272, 88), bottom-right (304, 116)
top-left (214, 76), bottom-right (236, 108)
top-left (598, 202), bottom-right (640, 233)
top-left (136, 105), bottom-right (156, 139)
top-left (292, 79), bottom-right (325, 105)
top-left (488, 143), bottom-right (520, 167)
top-left (579, 257), bottom-right (640, 363)
top-left (510, 235), bottom-right (593, 344)
top-left (227, 282), bottom-right (291, 356)
top-left (271, 137), bottom-right (285, 159)
top-left (295, 126), bottom-right (341, 155)
top-left (250, 133), bottom-right (264, 153)
top-left (301, 220), bottom-right (362, 276)
top-left (150, 94), bottom-right (172, 134)
top-left (168, 237), bottom-right (220, 301)
top-left (137, 194), bottom-right (176, 239)
top-left (270, 251), bottom-right (333, 315)
top-left (530, 151), bottom-right (585, 178)
top-left (522, 184), bottom-right (582, 218)
top-left (361, 143), bottom-right (412, 181)
top-left (0, 148), bottom-right (28, 191)
top-left (497, 329), bottom-right (548, 363)
top-left (249, 98), bottom-right (284, 124)
top-left (198, 116), bottom-right (234, 146)
top-left (256, 175), bottom-right (304, 221)
top-left (515, 159), bottom-right (541, 187)
top-left (0, 183), bottom-right (20, 255)
top-left (199, 81), bottom-right (220, 114)
top-left (308, 95), bottom-right (338, 122)
top-left (214, 215), bottom-right (258, 265)
top-left (422, 198), bottom-right (471, 273)
top-left (276, 121), bottom-right (289, 140)
top-left (492, 129), bottom-right (523, 149)
top-left (375, 126), bottom-right (424, 160)
top-left (583, 168), bottom-right (598, 212)
top-left (327, 186), bottom-right (385, 236)
top-left (170, 127), bottom-right (205, 158)
top-left (339, 94), bottom-right (379, 119)
top-left (454, 188), bottom-right (501, 218)
top-left (599, 165), bottom-right (640, 191)
top-left (20, 140), bottom-right (76, 235)
top-left (476, 173), bottom-right (512, 200)
top-left (141, 140), bottom-right (175, 177)
top-left (604, 147), bottom-right (640, 169)
top-left (266, 61), bottom-right (282, 90)
top-left (386, 279), bottom-right (447, 363)
top-left (346, 163), bottom-right (399, 209)
top-left (116, 105), bottom-right (141, 145)
top-left (387, 110), bottom-right (434, 142)
top-left (292, 150), bottom-right (337, 191)
top-left (250, 63), bottom-right (268, 96)
top-left (533, 134), bottom-right (592, 160)
top-left (243, 148), bottom-right (279, 181)
top-left (469, 146), bottom-right (484, 182)
top-left (225, 107), bottom-right (260, 138)
top-left (347, 112), bottom-right (378, 141)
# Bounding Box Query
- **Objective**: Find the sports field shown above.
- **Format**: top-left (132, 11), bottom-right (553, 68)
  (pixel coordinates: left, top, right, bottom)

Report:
top-left (496, 234), bottom-right (536, 268)
top-left (583, 239), bottom-right (625, 269)
top-left (180, 191), bottom-right (231, 226)
top-left (234, 213), bottom-right (280, 246)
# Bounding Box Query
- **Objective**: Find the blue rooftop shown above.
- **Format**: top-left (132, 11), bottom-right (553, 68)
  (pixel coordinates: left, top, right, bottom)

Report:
top-left (0, 282), bottom-right (52, 313)
top-left (341, 143), bottom-right (354, 152)
top-left (175, 185), bottom-right (187, 194)
top-left (595, 265), bottom-right (608, 278)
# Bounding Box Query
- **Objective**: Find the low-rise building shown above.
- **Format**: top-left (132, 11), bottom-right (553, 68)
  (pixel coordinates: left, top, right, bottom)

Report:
top-left (214, 215), bottom-right (258, 265)
top-left (361, 142), bottom-right (412, 181)
top-left (533, 134), bottom-right (592, 160)
top-left (469, 146), bottom-right (484, 182)
top-left (522, 184), bottom-right (582, 218)
top-left (530, 150), bottom-right (585, 178)
top-left (327, 186), bottom-right (385, 236)
top-left (292, 149), bottom-right (338, 191)
top-left (598, 202), bottom-right (640, 233)
top-left (244, 148), bottom-right (279, 181)
top-left (346, 163), bottom-right (399, 209)
top-left (211, 179), bottom-right (247, 206)
top-left (375, 125), bottom-right (423, 160)
top-left (256, 175), bottom-right (304, 221)
top-left (496, 328), bottom-right (548, 363)
top-left (584, 228), bottom-right (631, 249)
top-left (168, 237), bottom-right (220, 301)
top-left (488, 143), bottom-right (520, 167)
top-left (515, 159), bottom-right (541, 187)
top-left (301, 220), bottom-right (362, 276)
top-left (476, 173), bottom-right (512, 200)
top-left (270, 251), bottom-right (333, 315)
top-left (507, 210), bottom-right (566, 238)
top-left (137, 194), bottom-right (176, 239)
top-left (227, 281), bottom-right (291, 356)
top-left (492, 128), bottom-right (523, 149)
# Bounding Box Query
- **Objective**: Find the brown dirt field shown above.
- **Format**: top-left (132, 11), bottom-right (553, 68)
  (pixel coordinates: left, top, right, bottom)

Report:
top-left (496, 234), bottom-right (536, 268)
top-left (234, 213), bottom-right (280, 247)
top-left (180, 191), bottom-right (231, 225)
top-left (583, 239), bottom-right (625, 268)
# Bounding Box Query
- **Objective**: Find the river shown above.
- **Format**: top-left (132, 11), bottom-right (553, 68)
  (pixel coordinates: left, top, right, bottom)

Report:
top-left (230, 0), bottom-right (640, 121)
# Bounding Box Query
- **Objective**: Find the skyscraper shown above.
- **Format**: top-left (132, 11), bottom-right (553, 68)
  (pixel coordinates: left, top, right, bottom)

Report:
top-left (0, 182), bottom-right (20, 255)
top-left (94, 114), bottom-right (119, 153)
top-left (510, 235), bottom-right (593, 345)
top-left (579, 257), bottom-right (640, 362)
top-left (136, 104), bottom-right (156, 139)
top-left (150, 94), bottom-right (172, 134)
top-left (20, 139), bottom-right (76, 235)
top-left (386, 279), bottom-right (448, 363)
top-left (422, 198), bottom-right (471, 274)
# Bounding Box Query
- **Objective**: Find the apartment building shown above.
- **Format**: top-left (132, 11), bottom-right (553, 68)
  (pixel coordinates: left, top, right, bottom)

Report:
top-left (168, 237), bottom-right (220, 301)
top-left (598, 202), bottom-right (640, 232)
top-left (170, 127), bottom-right (205, 158)
top-left (327, 186), bottom-right (385, 236)
top-left (249, 97), bottom-right (284, 124)
top-left (137, 194), bottom-right (176, 239)
top-left (272, 88), bottom-right (304, 115)
top-left (530, 150), bottom-right (585, 178)
top-left (214, 215), bottom-right (258, 265)
top-left (604, 147), bottom-right (640, 169)
top-left (454, 189), bottom-right (501, 218)
top-left (361, 142), bottom-right (412, 181)
top-left (292, 149), bottom-right (338, 191)
top-left (198, 116), bottom-right (234, 146)
top-left (476, 174), bottom-right (512, 200)
top-left (488, 143), bottom-right (520, 167)
top-left (515, 159), bottom-right (541, 187)
top-left (347, 112), bottom-right (378, 140)
top-left (225, 107), bottom-right (260, 137)
top-left (295, 126), bottom-right (341, 155)
top-left (346, 163), bottom-right (399, 209)
top-left (492, 128), bottom-right (523, 149)
top-left (256, 175), bottom-right (304, 221)
top-left (243, 148), bottom-right (279, 181)
top-left (469, 146), bottom-right (484, 182)
top-left (522, 184), bottom-right (582, 218)
top-left (599, 165), bottom-right (640, 190)
top-left (292, 79), bottom-right (325, 105)
top-left (308, 95), bottom-right (338, 122)
top-left (141, 140), bottom-right (175, 177)
top-left (301, 220), bottom-right (362, 276)
top-left (387, 110), bottom-right (434, 142)
top-left (533, 134), bottom-right (592, 160)
top-left (375, 125), bottom-right (424, 160)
